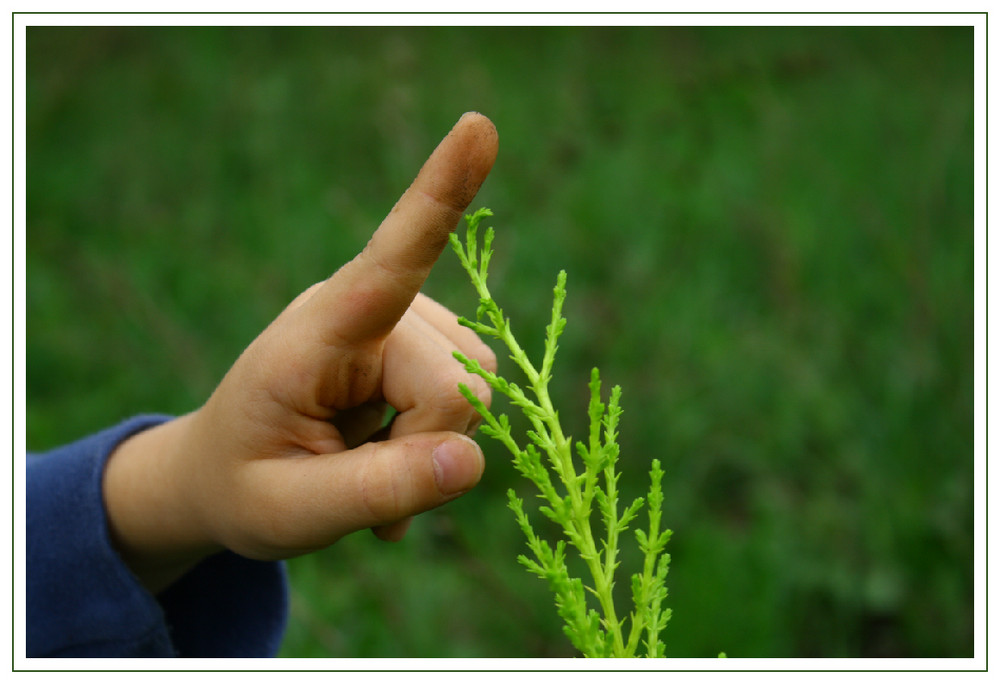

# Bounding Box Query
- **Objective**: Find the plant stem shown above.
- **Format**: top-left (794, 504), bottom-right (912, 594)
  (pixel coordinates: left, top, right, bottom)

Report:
top-left (449, 208), bottom-right (673, 658)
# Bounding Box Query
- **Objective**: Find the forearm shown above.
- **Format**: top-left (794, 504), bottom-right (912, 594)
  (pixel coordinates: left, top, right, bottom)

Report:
top-left (102, 412), bottom-right (222, 594)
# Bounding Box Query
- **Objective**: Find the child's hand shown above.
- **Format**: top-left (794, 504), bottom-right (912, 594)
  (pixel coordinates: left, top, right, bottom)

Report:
top-left (103, 113), bottom-right (499, 592)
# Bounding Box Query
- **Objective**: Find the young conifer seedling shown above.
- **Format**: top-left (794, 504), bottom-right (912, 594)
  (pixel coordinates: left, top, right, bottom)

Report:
top-left (449, 207), bottom-right (673, 658)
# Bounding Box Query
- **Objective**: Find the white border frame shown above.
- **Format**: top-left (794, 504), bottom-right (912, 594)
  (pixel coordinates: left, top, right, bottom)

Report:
top-left (8, 9), bottom-right (990, 674)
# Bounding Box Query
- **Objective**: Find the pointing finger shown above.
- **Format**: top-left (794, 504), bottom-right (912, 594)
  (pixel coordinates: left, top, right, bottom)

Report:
top-left (311, 112), bottom-right (498, 346)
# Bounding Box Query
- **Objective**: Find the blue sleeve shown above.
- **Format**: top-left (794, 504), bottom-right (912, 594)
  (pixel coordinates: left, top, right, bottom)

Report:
top-left (26, 415), bottom-right (289, 658)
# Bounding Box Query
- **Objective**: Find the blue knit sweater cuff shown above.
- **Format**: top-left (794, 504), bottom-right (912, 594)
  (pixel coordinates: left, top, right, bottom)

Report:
top-left (26, 416), bottom-right (288, 658)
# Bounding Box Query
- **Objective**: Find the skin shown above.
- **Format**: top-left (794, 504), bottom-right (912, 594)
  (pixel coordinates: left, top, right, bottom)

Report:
top-left (102, 112), bottom-right (500, 594)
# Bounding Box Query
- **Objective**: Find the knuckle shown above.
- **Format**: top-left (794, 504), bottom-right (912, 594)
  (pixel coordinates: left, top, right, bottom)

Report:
top-left (455, 327), bottom-right (498, 375)
top-left (469, 372), bottom-right (493, 411)
top-left (432, 368), bottom-right (491, 418)
top-left (475, 343), bottom-right (498, 375)
top-left (359, 447), bottom-right (409, 523)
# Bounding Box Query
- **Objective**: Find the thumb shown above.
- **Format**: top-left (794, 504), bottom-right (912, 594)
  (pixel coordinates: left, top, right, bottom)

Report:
top-left (250, 432), bottom-right (485, 554)
top-left (328, 433), bottom-right (484, 540)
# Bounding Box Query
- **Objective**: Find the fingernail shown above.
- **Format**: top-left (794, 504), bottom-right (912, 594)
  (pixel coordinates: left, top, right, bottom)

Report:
top-left (432, 436), bottom-right (484, 496)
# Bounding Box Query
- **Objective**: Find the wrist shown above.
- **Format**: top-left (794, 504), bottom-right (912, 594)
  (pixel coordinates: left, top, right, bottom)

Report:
top-left (102, 412), bottom-right (222, 593)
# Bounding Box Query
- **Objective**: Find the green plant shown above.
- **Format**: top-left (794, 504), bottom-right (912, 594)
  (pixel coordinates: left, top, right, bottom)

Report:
top-left (449, 207), bottom-right (673, 658)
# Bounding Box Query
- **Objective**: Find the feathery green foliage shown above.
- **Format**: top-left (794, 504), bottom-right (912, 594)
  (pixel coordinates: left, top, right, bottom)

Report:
top-left (450, 207), bottom-right (672, 658)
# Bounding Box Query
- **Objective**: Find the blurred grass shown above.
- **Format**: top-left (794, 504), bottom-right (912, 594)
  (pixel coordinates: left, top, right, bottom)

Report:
top-left (25, 25), bottom-right (974, 658)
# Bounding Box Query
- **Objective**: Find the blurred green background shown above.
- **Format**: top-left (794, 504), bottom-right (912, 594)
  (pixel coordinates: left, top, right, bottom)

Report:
top-left (25, 25), bottom-right (974, 658)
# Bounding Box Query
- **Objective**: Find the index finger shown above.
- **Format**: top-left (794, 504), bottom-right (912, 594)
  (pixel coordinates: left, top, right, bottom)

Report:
top-left (312, 112), bottom-right (498, 345)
